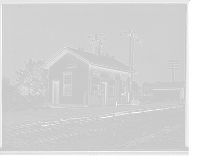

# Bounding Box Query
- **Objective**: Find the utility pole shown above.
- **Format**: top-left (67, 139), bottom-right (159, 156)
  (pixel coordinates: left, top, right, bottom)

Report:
top-left (120, 30), bottom-right (141, 102)
top-left (168, 60), bottom-right (179, 82)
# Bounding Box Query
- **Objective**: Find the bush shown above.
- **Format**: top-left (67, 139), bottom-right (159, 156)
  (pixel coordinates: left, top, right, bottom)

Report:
top-left (2, 93), bottom-right (48, 110)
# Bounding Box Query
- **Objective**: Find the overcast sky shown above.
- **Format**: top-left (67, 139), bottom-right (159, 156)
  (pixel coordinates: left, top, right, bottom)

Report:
top-left (2, 3), bottom-right (186, 84)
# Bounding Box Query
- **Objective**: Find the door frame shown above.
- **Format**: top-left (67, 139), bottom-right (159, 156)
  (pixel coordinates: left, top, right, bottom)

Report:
top-left (52, 80), bottom-right (60, 104)
top-left (101, 81), bottom-right (108, 106)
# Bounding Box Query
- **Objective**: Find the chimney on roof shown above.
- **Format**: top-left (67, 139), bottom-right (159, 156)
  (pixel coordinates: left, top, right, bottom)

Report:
top-left (88, 33), bottom-right (106, 56)
top-left (93, 40), bottom-right (103, 56)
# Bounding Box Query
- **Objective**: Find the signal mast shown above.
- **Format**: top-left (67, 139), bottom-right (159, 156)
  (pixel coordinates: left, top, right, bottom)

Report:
top-left (120, 30), bottom-right (141, 102)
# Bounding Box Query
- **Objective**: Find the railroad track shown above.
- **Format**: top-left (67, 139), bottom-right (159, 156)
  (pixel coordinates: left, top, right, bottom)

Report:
top-left (3, 105), bottom-right (183, 148)
top-left (3, 104), bottom-right (184, 136)
top-left (117, 123), bottom-right (185, 148)
top-left (2, 104), bottom-right (185, 130)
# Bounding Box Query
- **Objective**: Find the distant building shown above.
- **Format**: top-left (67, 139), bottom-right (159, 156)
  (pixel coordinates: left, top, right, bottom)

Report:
top-left (43, 46), bottom-right (137, 106)
top-left (151, 82), bottom-right (185, 102)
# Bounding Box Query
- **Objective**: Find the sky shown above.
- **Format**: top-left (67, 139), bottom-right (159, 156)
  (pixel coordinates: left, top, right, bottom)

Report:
top-left (2, 3), bottom-right (187, 85)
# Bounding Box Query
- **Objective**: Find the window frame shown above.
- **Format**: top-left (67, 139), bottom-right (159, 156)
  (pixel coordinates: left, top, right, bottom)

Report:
top-left (92, 71), bottom-right (100, 97)
top-left (63, 72), bottom-right (72, 96)
top-left (108, 74), bottom-right (115, 98)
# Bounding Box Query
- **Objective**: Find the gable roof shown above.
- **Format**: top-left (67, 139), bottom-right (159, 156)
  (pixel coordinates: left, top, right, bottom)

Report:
top-left (43, 46), bottom-right (137, 73)
top-left (152, 82), bottom-right (185, 89)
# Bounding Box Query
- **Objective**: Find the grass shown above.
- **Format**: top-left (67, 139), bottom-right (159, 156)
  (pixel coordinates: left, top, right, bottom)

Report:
top-left (2, 94), bottom-right (50, 112)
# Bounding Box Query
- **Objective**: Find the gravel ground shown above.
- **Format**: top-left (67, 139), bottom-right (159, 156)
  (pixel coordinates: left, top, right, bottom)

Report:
top-left (3, 101), bottom-right (185, 127)
top-left (126, 128), bottom-right (187, 150)
top-left (2, 109), bottom-right (185, 151)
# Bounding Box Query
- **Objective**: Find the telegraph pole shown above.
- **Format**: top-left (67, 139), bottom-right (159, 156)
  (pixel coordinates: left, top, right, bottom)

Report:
top-left (168, 60), bottom-right (179, 82)
top-left (120, 30), bottom-right (141, 102)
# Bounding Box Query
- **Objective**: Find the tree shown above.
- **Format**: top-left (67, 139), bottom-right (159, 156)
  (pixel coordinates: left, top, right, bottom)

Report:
top-left (141, 81), bottom-right (153, 103)
top-left (15, 59), bottom-right (48, 109)
top-left (131, 81), bottom-right (139, 96)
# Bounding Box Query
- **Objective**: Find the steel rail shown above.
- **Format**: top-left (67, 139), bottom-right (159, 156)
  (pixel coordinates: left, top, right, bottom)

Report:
top-left (2, 104), bottom-right (184, 130)
top-left (4, 111), bottom-right (183, 148)
top-left (104, 111), bottom-right (183, 128)
top-left (117, 123), bottom-right (185, 148)
top-left (4, 129), bottom-right (92, 148)
top-left (2, 106), bottom-right (184, 136)
top-left (79, 105), bottom-right (184, 124)
top-left (2, 122), bottom-right (38, 130)
top-left (2, 125), bottom-right (64, 136)
top-left (28, 104), bottom-right (184, 126)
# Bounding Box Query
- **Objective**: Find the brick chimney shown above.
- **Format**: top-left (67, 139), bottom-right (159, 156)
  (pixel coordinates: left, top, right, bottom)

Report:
top-left (93, 40), bottom-right (103, 56)
top-left (88, 33), bottom-right (105, 56)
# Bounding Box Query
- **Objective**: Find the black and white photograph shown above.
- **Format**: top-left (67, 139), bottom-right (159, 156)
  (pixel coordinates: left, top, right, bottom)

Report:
top-left (1, 0), bottom-right (189, 154)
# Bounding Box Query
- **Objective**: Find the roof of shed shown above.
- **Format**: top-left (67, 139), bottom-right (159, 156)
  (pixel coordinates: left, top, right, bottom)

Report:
top-left (43, 47), bottom-right (138, 73)
top-left (152, 82), bottom-right (184, 89)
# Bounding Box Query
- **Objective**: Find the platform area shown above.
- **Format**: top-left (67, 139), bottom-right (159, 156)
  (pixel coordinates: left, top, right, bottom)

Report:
top-left (2, 100), bottom-right (185, 127)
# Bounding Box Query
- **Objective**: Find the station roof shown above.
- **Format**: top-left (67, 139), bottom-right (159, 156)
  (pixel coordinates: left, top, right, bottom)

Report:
top-left (151, 82), bottom-right (185, 89)
top-left (43, 47), bottom-right (138, 73)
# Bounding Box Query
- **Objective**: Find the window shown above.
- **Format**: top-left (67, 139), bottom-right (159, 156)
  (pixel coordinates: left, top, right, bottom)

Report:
top-left (108, 77), bottom-right (115, 97)
top-left (121, 77), bottom-right (126, 97)
top-left (91, 74), bottom-right (100, 96)
top-left (63, 72), bottom-right (72, 96)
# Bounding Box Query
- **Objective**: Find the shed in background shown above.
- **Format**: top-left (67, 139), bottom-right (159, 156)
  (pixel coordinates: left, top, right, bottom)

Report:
top-left (152, 82), bottom-right (185, 101)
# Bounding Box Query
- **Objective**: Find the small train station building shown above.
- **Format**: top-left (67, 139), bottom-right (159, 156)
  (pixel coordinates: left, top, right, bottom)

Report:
top-left (151, 82), bottom-right (185, 102)
top-left (43, 46), bottom-right (136, 106)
